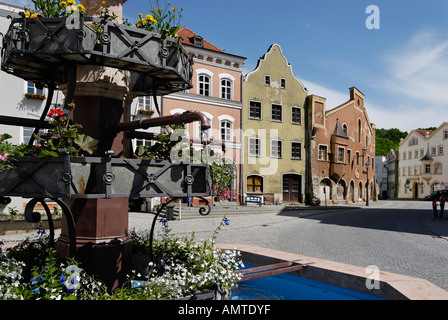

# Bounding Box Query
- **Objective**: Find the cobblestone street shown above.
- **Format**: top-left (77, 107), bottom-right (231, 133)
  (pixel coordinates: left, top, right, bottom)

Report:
top-left (136, 200), bottom-right (448, 292)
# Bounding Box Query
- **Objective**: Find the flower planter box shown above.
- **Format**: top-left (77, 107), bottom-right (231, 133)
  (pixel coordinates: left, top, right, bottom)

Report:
top-left (1, 17), bottom-right (193, 95)
top-left (0, 216), bottom-right (62, 236)
top-left (0, 156), bottom-right (211, 200)
top-left (28, 17), bottom-right (97, 62)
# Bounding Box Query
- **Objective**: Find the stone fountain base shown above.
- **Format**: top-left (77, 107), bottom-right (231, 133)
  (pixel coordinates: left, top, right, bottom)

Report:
top-left (218, 244), bottom-right (448, 300)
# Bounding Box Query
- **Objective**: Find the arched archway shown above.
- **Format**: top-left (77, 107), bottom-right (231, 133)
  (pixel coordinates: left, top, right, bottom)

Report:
top-left (358, 181), bottom-right (363, 201)
top-left (413, 182), bottom-right (419, 199)
top-left (337, 179), bottom-right (347, 201)
top-left (320, 178), bottom-right (332, 204)
top-left (350, 180), bottom-right (355, 203)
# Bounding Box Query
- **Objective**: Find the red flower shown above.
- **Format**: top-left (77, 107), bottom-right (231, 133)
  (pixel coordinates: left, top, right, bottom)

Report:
top-left (48, 109), bottom-right (65, 118)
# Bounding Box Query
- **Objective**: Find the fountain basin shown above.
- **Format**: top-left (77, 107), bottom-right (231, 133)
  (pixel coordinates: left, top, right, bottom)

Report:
top-left (218, 244), bottom-right (448, 300)
top-left (230, 264), bottom-right (384, 300)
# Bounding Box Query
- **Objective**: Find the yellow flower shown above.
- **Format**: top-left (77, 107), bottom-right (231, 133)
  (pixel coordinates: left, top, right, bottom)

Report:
top-left (77, 4), bottom-right (86, 13)
top-left (171, 7), bottom-right (178, 11)
top-left (67, 0), bottom-right (76, 4)
top-left (31, 13), bottom-right (38, 18)
top-left (146, 14), bottom-right (156, 24)
top-left (155, 9), bottom-right (162, 13)
top-left (24, 11), bottom-right (31, 18)
top-left (59, 1), bottom-right (67, 8)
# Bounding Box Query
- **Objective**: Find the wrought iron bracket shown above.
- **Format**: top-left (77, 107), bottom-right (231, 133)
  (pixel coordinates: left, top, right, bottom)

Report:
top-left (24, 197), bottom-right (76, 258)
top-left (148, 196), bottom-right (211, 262)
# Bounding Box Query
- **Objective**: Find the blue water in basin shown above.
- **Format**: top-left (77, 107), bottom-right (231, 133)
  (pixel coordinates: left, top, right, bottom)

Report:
top-left (229, 265), bottom-right (385, 300)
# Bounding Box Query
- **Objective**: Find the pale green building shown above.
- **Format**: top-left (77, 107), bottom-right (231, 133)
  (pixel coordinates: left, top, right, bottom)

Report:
top-left (242, 44), bottom-right (308, 204)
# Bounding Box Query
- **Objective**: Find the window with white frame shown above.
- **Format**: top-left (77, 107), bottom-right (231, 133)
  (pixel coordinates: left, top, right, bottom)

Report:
top-left (247, 175), bottom-right (263, 193)
top-left (135, 96), bottom-right (152, 119)
top-left (23, 126), bottom-right (47, 145)
top-left (431, 146), bottom-right (437, 156)
top-left (435, 162), bottom-right (443, 174)
top-left (271, 140), bottom-right (283, 158)
top-left (337, 147), bottom-right (345, 163)
top-left (271, 104), bottom-right (282, 122)
top-left (291, 107), bottom-right (302, 125)
top-left (249, 138), bottom-right (261, 157)
top-left (249, 101), bottom-right (262, 120)
top-left (194, 36), bottom-right (203, 47)
top-left (318, 145), bottom-right (328, 161)
top-left (220, 120), bottom-right (233, 142)
top-left (439, 145), bottom-right (444, 155)
top-left (265, 75), bottom-right (271, 86)
top-left (198, 74), bottom-right (211, 96)
top-left (280, 78), bottom-right (286, 89)
top-left (26, 81), bottom-right (44, 95)
top-left (220, 78), bottom-right (232, 100)
top-left (425, 164), bottom-right (431, 174)
top-left (291, 142), bottom-right (302, 160)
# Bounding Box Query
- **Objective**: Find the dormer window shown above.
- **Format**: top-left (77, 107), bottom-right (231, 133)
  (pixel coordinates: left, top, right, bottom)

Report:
top-left (194, 36), bottom-right (203, 47)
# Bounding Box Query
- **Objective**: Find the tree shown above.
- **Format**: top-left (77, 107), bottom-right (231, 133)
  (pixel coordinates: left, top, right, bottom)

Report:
top-left (375, 128), bottom-right (408, 155)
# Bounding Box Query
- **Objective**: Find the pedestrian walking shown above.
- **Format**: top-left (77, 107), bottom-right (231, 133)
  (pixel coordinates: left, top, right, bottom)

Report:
top-left (432, 195), bottom-right (438, 219)
top-left (440, 193), bottom-right (446, 219)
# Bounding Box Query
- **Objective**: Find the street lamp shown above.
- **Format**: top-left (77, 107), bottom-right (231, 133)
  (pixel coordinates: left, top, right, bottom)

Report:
top-left (366, 161), bottom-right (370, 206)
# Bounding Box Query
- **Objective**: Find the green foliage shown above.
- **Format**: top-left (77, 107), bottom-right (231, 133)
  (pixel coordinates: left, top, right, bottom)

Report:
top-left (209, 151), bottom-right (238, 201)
top-left (1, 218), bottom-right (242, 300)
top-left (135, 0), bottom-right (183, 39)
top-left (1, 235), bottom-right (109, 300)
top-left (135, 132), bottom-right (180, 161)
top-left (375, 128), bottom-right (408, 155)
top-left (119, 217), bottom-right (242, 299)
top-left (33, 107), bottom-right (98, 157)
top-left (0, 134), bottom-right (34, 171)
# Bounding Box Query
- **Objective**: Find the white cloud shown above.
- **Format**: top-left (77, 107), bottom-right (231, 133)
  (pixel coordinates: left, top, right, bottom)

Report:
top-left (378, 30), bottom-right (448, 128)
top-left (301, 79), bottom-right (348, 108)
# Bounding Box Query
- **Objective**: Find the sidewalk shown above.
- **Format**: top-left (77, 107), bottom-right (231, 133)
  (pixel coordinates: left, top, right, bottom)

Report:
top-left (0, 202), bottom-right (362, 249)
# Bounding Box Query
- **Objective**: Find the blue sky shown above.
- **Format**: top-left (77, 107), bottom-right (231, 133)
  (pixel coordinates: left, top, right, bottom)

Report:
top-left (10, 0), bottom-right (448, 132)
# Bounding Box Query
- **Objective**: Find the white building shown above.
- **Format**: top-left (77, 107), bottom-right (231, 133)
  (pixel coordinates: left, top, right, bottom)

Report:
top-left (0, 2), bottom-right (66, 213)
top-left (398, 124), bottom-right (448, 199)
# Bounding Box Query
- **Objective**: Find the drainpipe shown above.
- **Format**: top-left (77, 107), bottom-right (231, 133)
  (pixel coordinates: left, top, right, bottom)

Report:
top-left (240, 74), bottom-right (245, 205)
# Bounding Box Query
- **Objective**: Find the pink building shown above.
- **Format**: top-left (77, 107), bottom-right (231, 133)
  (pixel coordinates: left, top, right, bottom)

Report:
top-left (162, 27), bottom-right (246, 194)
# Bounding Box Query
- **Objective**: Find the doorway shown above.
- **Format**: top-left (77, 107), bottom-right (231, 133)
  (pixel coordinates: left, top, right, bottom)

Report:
top-left (282, 174), bottom-right (302, 203)
top-left (413, 182), bottom-right (419, 199)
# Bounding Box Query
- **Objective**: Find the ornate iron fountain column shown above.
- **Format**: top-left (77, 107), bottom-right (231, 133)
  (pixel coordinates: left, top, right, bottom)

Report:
top-left (0, 0), bottom-right (197, 292)
top-left (56, 0), bottom-right (132, 291)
